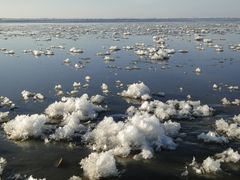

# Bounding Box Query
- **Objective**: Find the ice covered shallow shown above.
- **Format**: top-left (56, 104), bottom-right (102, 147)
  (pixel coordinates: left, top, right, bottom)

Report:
top-left (0, 20), bottom-right (240, 179)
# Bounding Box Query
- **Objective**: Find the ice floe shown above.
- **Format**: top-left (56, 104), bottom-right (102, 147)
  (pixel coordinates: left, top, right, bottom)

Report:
top-left (0, 96), bottom-right (15, 109)
top-left (0, 157), bottom-right (7, 176)
top-left (45, 94), bottom-right (105, 120)
top-left (80, 151), bottom-right (118, 179)
top-left (0, 112), bottom-right (9, 123)
top-left (190, 148), bottom-right (240, 174)
top-left (215, 117), bottom-right (240, 139)
top-left (85, 112), bottom-right (178, 159)
top-left (120, 82), bottom-right (151, 100)
top-left (2, 114), bottom-right (47, 140)
top-left (197, 131), bottom-right (228, 144)
top-left (21, 90), bottom-right (44, 101)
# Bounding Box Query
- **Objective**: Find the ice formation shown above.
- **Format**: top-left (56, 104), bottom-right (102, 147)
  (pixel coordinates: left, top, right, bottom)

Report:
top-left (2, 114), bottom-right (47, 140)
top-left (101, 83), bottom-right (109, 92)
top-left (85, 112), bottom-right (178, 159)
top-left (0, 157), bottom-right (7, 176)
top-left (49, 112), bottom-right (86, 141)
top-left (190, 148), bottom-right (240, 174)
top-left (73, 82), bottom-right (81, 88)
top-left (195, 67), bottom-right (201, 73)
top-left (215, 118), bottom-right (240, 139)
top-left (120, 82), bottom-right (151, 100)
top-left (69, 47), bottom-right (83, 53)
top-left (45, 94), bottom-right (104, 120)
top-left (0, 96), bottom-right (15, 109)
top-left (221, 97), bottom-right (240, 106)
top-left (80, 151), bottom-right (118, 179)
top-left (27, 175), bottom-right (46, 180)
top-left (197, 131), bottom-right (229, 143)
top-left (132, 99), bottom-right (213, 121)
top-left (90, 95), bottom-right (105, 104)
top-left (21, 90), bottom-right (44, 101)
top-left (0, 112), bottom-right (9, 122)
top-left (69, 176), bottom-right (82, 180)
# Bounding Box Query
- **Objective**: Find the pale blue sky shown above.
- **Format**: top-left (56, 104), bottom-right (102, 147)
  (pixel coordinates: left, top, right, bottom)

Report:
top-left (0, 0), bottom-right (239, 18)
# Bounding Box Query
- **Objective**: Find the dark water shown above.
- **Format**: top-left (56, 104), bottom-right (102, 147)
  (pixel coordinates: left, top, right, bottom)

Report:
top-left (0, 21), bottom-right (240, 179)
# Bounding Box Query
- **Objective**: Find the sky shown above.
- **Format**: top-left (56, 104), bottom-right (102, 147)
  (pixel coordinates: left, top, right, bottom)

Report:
top-left (0, 0), bottom-right (239, 19)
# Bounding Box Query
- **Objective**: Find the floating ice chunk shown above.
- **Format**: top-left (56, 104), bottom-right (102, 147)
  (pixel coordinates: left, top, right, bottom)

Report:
top-left (45, 50), bottom-right (54, 55)
top-left (138, 99), bottom-right (212, 120)
top-left (0, 112), bottom-right (9, 122)
top-left (109, 46), bottom-right (120, 52)
top-left (73, 82), bottom-right (81, 88)
top-left (228, 85), bottom-right (239, 91)
top-left (215, 148), bottom-right (240, 163)
top-left (163, 120), bottom-right (181, 137)
top-left (203, 39), bottom-right (212, 43)
top-left (215, 47), bottom-right (224, 52)
top-left (0, 157), bottom-right (7, 176)
top-left (0, 96), bottom-right (15, 109)
top-left (45, 94), bottom-right (104, 120)
top-left (80, 151), bottom-right (118, 179)
top-left (194, 35), bottom-right (204, 41)
top-left (101, 83), bottom-right (109, 93)
top-left (85, 76), bottom-right (91, 81)
top-left (233, 114), bottom-right (240, 123)
top-left (2, 114), bottom-right (47, 140)
top-left (215, 118), bottom-right (240, 139)
top-left (213, 84), bottom-right (218, 89)
top-left (27, 175), bottom-right (46, 180)
top-left (232, 99), bottom-right (240, 106)
top-left (165, 48), bottom-right (176, 54)
top-left (69, 176), bottom-right (82, 180)
top-left (195, 67), bottom-right (201, 73)
top-left (91, 95), bottom-right (105, 104)
top-left (32, 50), bottom-right (43, 56)
top-left (74, 63), bottom-right (83, 69)
top-left (197, 131), bottom-right (228, 143)
top-left (21, 90), bottom-right (34, 100)
top-left (49, 112), bottom-right (86, 140)
top-left (104, 56), bottom-right (114, 61)
top-left (34, 93), bottom-right (44, 100)
top-left (55, 84), bottom-right (62, 90)
top-left (86, 113), bottom-right (177, 159)
top-left (190, 148), bottom-right (240, 174)
top-left (221, 97), bottom-right (231, 105)
top-left (69, 47), bottom-right (83, 53)
top-left (21, 90), bottom-right (44, 101)
top-left (64, 58), bottom-right (71, 64)
top-left (120, 82), bottom-right (151, 100)
top-left (201, 157), bottom-right (221, 174)
top-left (56, 90), bottom-right (64, 96)
top-left (135, 50), bottom-right (148, 56)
